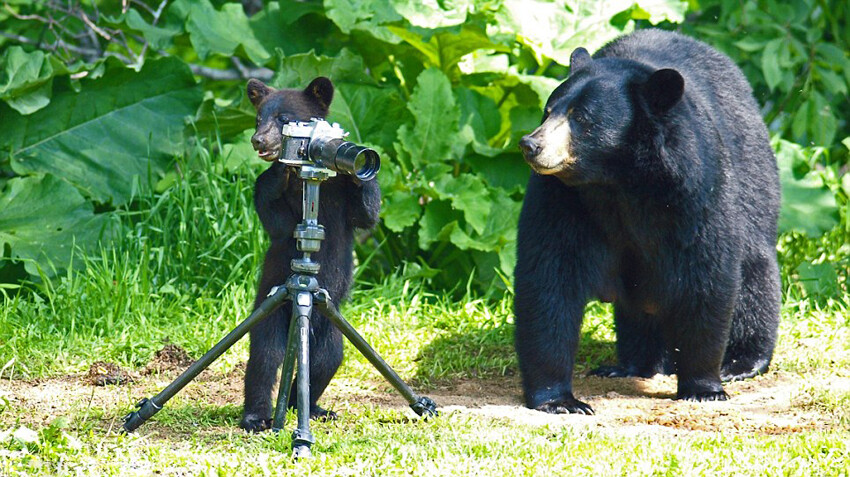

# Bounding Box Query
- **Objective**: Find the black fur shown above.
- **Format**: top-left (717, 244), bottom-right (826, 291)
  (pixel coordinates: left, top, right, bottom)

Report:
top-left (241, 78), bottom-right (381, 431)
top-left (514, 29), bottom-right (780, 414)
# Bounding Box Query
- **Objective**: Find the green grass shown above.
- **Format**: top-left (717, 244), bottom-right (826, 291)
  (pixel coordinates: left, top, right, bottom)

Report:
top-left (1, 142), bottom-right (849, 475)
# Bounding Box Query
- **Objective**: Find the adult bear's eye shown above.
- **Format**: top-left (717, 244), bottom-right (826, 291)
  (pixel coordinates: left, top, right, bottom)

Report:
top-left (569, 107), bottom-right (586, 123)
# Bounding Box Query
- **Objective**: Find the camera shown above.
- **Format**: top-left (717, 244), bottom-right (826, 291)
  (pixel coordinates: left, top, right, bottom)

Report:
top-left (279, 119), bottom-right (380, 181)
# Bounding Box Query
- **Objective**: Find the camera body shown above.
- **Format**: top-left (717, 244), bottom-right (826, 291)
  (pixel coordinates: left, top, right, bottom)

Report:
top-left (280, 119), bottom-right (380, 181)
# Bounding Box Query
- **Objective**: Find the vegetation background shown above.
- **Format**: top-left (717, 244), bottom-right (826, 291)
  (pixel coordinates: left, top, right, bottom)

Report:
top-left (0, 0), bottom-right (847, 475)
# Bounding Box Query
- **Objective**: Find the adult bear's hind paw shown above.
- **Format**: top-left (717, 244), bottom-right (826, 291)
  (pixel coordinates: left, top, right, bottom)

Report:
top-left (535, 395), bottom-right (594, 415)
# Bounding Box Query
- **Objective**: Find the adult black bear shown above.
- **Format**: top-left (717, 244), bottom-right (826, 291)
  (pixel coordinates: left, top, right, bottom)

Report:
top-left (514, 29), bottom-right (780, 414)
top-left (241, 77), bottom-right (381, 431)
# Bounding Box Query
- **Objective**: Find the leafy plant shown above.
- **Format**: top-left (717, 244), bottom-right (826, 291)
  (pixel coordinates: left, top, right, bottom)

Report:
top-left (0, 0), bottom-right (846, 294)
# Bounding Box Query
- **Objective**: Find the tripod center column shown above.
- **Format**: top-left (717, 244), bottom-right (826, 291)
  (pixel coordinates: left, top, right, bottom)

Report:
top-left (291, 166), bottom-right (334, 275)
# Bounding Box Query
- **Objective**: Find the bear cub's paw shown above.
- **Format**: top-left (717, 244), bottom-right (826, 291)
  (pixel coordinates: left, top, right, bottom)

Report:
top-left (240, 414), bottom-right (272, 433)
top-left (535, 394), bottom-right (594, 415)
top-left (310, 405), bottom-right (338, 421)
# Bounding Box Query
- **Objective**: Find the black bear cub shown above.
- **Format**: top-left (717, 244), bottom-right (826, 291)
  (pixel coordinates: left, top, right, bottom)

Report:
top-left (241, 77), bottom-right (381, 431)
top-left (514, 29), bottom-right (781, 414)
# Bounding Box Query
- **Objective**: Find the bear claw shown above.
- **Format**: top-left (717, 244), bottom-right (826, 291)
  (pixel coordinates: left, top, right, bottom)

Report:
top-left (677, 390), bottom-right (729, 402)
top-left (535, 396), bottom-right (595, 415)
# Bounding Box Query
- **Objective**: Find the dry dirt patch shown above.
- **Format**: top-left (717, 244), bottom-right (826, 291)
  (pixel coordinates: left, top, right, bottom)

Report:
top-left (0, 350), bottom-right (842, 438)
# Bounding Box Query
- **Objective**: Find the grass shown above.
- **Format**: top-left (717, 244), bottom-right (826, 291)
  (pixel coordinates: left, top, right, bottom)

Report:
top-left (1, 142), bottom-right (849, 475)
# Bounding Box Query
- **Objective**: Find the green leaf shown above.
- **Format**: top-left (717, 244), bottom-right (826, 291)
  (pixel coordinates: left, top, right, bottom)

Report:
top-left (272, 49), bottom-right (375, 89)
top-left (185, 0), bottom-right (271, 64)
top-left (795, 262), bottom-right (839, 298)
top-left (2, 57), bottom-right (202, 205)
top-left (0, 175), bottom-right (118, 276)
top-left (491, 0), bottom-right (638, 65)
top-left (278, 0), bottom-right (325, 25)
top-left (388, 25), bottom-right (508, 75)
top-left (324, 0), bottom-right (403, 43)
top-left (382, 190), bottom-right (422, 232)
top-left (250, 2), bottom-right (335, 56)
top-left (775, 138), bottom-right (839, 236)
top-left (397, 68), bottom-right (459, 167)
top-left (390, 0), bottom-right (470, 28)
top-left (191, 93), bottom-right (255, 144)
top-left (330, 83), bottom-right (409, 151)
top-left (465, 153), bottom-right (530, 194)
top-left (632, 0), bottom-right (689, 24)
top-left (455, 87), bottom-right (502, 157)
top-left (124, 8), bottom-right (181, 50)
top-left (816, 67), bottom-right (848, 96)
top-left (761, 38), bottom-right (783, 92)
top-left (432, 173), bottom-right (492, 234)
top-left (418, 199), bottom-right (462, 249)
top-left (0, 46), bottom-right (53, 114)
top-left (733, 37), bottom-right (767, 52)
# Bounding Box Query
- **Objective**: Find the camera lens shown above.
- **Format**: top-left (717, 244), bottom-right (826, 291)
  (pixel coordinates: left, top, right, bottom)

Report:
top-left (334, 142), bottom-right (380, 181)
top-left (309, 137), bottom-right (380, 181)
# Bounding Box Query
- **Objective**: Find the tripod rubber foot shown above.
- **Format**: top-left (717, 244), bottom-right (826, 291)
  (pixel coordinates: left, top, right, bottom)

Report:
top-left (410, 396), bottom-right (438, 418)
top-left (292, 445), bottom-right (313, 459)
top-left (122, 397), bottom-right (162, 433)
top-left (291, 429), bottom-right (314, 459)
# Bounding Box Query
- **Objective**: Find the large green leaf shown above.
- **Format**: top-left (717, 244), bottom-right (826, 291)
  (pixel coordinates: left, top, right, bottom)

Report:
top-left (249, 1), bottom-right (334, 57)
top-left (431, 173), bottom-right (491, 234)
top-left (330, 84), bottom-right (409, 151)
top-left (272, 49), bottom-right (375, 89)
top-left (123, 8), bottom-right (182, 51)
top-left (324, 0), bottom-right (402, 43)
top-left (382, 189), bottom-right (422, 232)
top-left (775, 139), bottom-right (840, 236)
top-left (396, 68), bottom-right (459, 167)
top-left (491, 0), bottom-right (634, 65)
top-left (390, 0), bottom-right (470, 28)
top-left (185, 0), bottom-right (271, 64)
top-left (2, 57), bottom-right (202, 205)
top-left (0, 174), bottom-right (118, 275)
top-left (387, 25), bottom-right (509, 75)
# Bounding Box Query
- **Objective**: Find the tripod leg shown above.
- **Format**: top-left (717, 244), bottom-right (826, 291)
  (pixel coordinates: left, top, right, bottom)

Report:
top-left (291, 291), bottom-right (315, 458)
top-left (271, 312), bottom-right (299, 432)
top-left (123, 286), bottom-right (289, 433)
top-left (314, 293), bottom-right (437, 417)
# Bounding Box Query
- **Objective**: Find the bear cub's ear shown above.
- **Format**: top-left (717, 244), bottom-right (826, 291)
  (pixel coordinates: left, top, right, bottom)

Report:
top-left (642, 68), bottom-right (684, 114)
top-left (570, 47), bottom-right (592, 71)
top-left (247, 79), bottom-right (274, 109)
top-left (305, 77), bottom-right (334, 113)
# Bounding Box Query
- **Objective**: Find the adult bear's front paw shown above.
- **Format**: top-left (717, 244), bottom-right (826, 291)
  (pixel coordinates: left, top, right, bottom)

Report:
top-left (676, 378), bottom-right (729, 402)
top-left (677, 390), bottom-right (729, 402)
top-left (535, 394), bottom-right (594, 415)
top-left (240, 413), bottom-right (271, 433)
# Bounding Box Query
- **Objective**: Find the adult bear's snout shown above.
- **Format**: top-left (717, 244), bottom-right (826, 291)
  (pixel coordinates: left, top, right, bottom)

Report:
top-left (519, 135), bottom-right (542, 159)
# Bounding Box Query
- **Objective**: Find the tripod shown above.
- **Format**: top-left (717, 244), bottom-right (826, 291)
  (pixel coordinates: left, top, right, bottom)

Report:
top-left (123, 165), bottom-right (437, 458)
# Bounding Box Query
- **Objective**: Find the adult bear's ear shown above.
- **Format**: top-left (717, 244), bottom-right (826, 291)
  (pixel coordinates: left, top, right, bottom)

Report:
top-left (642, 68), bottom-right (684, 114)
top-left (305, 77), bottom-right (334, 112)
top-left (247, 79), bottom-right (274, 109)
top-left (570, 47), bottom-right (592, 72)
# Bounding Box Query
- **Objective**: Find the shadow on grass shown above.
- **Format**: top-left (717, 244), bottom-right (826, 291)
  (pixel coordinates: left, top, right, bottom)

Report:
top-left (412, 321), bottom-right (618, 386)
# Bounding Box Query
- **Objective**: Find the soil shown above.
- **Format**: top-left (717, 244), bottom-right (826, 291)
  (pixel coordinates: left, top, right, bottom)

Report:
top-left (1, 344), bottom-right (845, 438)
